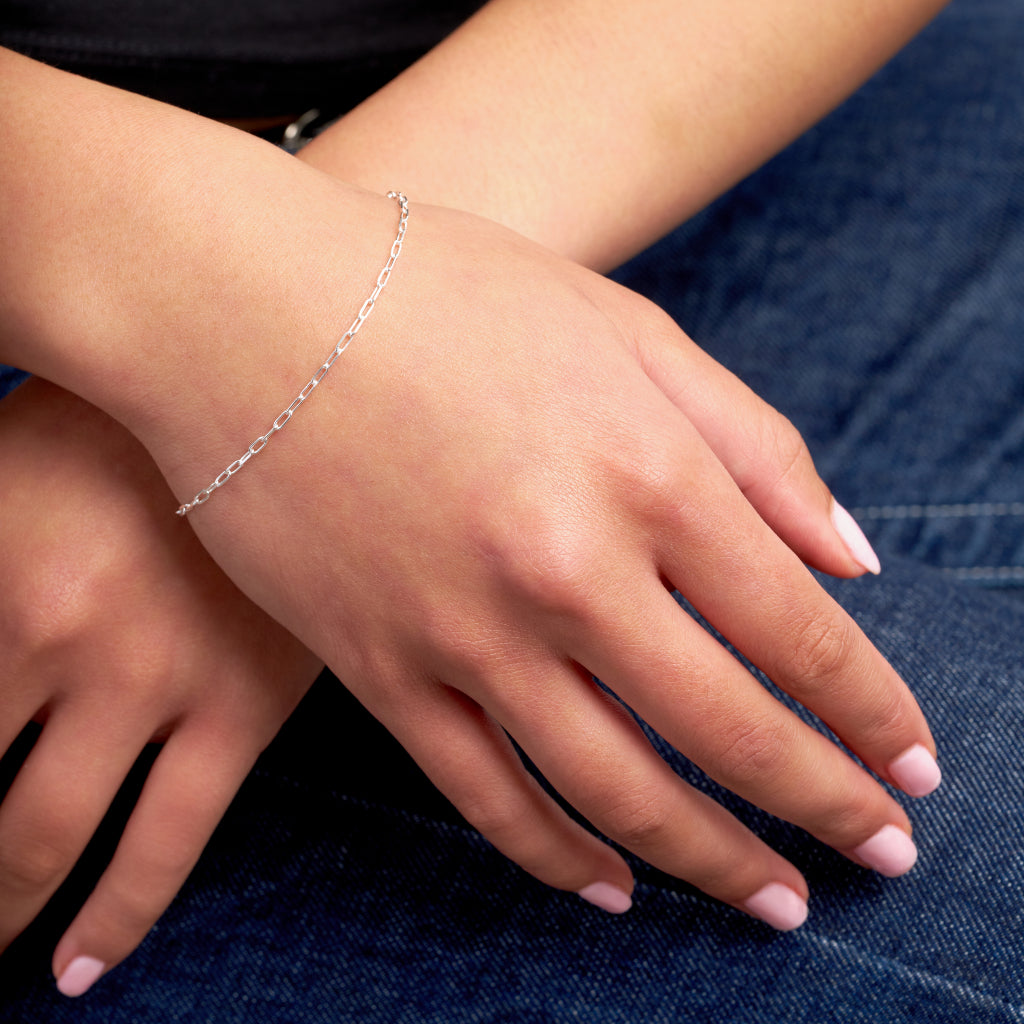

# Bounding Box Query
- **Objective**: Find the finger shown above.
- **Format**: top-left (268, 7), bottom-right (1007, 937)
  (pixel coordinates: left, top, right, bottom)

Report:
top-left (630, 312), bottom-right (879, 577)
top-left (368, 675), bottom-right (637, 914)
top-left (0, 710), bottom-right (144, 954)
top-left (634, 426), bottom-right (939, 798)
top-left (564, 571), bottom-right (922, 880)
top-left (51, 723), bottom-right (261, 997)
top-left (449, 653), bottom-right (811, 930)
top-left (582, 385), bottom-right (937, 799)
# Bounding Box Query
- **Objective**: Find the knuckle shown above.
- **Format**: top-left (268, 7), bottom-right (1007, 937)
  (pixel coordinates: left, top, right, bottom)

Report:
top-left (0, 830), bottom-right (74, 892)
top-left (610, 441), bottom-right (689, 525)
top-left (813, 785), bottom-right (882, 847)
top-left (688, 850), bottom-right (752, 899)
top-left (0, 568), bottom-right (93, 659)
top-left (786, 611), bottom-right (858, 692)
top-left (0, 571), bottom-right (176, 691)
top-left (134, 833), bottom-right (201, 885)
top-left (628, 291), bottom-right (686, 348)
top-left (595, 784), bottom-right (672, 848)
top-left (742, 409), bottom-right (820, 508)
top-left (495, 515), bottom-right (602, 621)
top-left (854, 680), bottom-right (915, 751)
top-left (92, 839), bottom-right (203, 939)
top-left (714, 718), bottom-right (794, 789)
top-left (455, 792), bottom-right (570, 885)
top-left (611, 436), bottom-right (676, 497)
top-left (755, 411), bottom-right (810, 485)
top-left (764, 412), bottom-right (810, 476)
top-left (457, 791), bottom-right (534, 850)
top-left (419, 608), bottom-right (511, 678)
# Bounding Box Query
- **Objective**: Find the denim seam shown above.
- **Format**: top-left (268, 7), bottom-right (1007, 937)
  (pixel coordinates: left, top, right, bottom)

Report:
top-left (851, 503), bottom-right (1024, 520)
top-left (250, 769), bottom-right (1024, 1017)
top-left (851, 503), bottom-right (1024, 580)
top-left (940, 566), bottom-right (1024, 580)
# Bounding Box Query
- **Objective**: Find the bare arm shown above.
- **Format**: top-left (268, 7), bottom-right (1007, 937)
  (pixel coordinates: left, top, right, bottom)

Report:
top-left (0, 47), bottom-right (388, 421)
top-left (0, 42), bottom-right (939, 992)
top-left (302, 0), bottom-right (950, 269)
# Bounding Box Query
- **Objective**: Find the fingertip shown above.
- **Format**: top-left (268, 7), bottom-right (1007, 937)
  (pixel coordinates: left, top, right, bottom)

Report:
top-left (888, 743), bottom-right (942, 798)
top-left (742, 883), bottom-right (809, 931)
top-left (55, 955), bottom-right (106, 998)
top-left (577, 880), bottom-right (634, 914)
top-left (830, 501), bottom-right (881, 576)
top-left (851, 824), bottom-right (918, 878)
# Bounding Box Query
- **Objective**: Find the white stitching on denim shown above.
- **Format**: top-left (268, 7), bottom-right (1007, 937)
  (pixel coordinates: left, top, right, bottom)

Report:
top-left (941, 566), bottom-right (1024, 581)
top-left (851, 502), bottom-right (1024, 520)
top-left (849, 504), bottom-right (1024, 581)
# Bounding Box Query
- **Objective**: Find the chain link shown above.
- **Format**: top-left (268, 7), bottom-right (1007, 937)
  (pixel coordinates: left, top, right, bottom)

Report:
top-left (176, 191), bottom-right (409, 516)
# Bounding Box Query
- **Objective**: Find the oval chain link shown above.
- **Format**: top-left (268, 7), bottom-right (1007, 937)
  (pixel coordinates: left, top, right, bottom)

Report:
top-left (176, 191), bottom-right (408, 516)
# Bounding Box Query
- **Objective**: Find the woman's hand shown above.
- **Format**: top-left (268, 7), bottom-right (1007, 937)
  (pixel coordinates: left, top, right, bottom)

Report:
top-left (127, 196), bottom-right (938, 933)
top-left (0, 378), bottom-right (323, 995)
top-left (0, 52), bottom-right (938, 964)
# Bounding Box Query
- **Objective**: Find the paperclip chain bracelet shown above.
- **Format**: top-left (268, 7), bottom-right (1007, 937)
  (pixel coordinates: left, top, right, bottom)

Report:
top-left (176, 190), bottom-right (409, 516)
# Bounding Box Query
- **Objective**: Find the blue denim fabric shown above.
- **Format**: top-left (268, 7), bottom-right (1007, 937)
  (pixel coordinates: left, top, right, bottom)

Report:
top-left (613, 0), bottom-right (1024, 592)
top-left (3, 0), bottom-right (1024, 1020)
top-left (0, 366), bottom-right (25, 398)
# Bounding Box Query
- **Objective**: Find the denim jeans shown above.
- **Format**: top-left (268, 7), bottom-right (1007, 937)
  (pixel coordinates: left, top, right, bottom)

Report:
top-left (2, 0), bottom-right (1024, 1020)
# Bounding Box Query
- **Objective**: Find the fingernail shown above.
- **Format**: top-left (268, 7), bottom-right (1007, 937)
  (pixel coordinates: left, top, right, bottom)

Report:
top-left (831, 501), bottom-right (881, 575)
top-left (56, 956), bottom-right (105, 998)
top-left (743, 883), bottom-right (808, 931)
top-left (888, 743), bottom-right (942, 797)
top-left (852, 825), bottom-right (918, 877)
top-left (578, 882), bottom-right (633, 914)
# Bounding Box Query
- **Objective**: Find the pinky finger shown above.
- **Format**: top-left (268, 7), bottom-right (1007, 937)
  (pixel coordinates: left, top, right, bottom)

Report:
top-left (380, 680), bottom-right (636, 915)
top-left (51, 726), bottom-right (258, 998)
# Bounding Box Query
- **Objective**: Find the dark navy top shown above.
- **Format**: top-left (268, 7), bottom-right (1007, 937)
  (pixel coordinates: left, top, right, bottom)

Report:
top-left (0, 1), bottom-right (486, 118)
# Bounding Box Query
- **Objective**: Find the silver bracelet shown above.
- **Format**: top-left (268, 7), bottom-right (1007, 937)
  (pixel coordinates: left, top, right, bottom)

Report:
top-left (176, 190), bottom-right (409, 516)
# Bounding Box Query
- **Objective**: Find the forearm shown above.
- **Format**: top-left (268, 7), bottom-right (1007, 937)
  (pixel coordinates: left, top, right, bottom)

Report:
top-left (0, 49), bottom-right (208, 396)
top-left (301, 0), bottom-right (950, 270)
top-left (0, 48), bottom-right (391, 444)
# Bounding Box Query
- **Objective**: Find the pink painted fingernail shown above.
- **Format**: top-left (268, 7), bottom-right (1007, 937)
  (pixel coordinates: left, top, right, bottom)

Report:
top-left (578, 882), bottom-right (633, 914)
top-left (888, 744), bottom-right (942, 797)
top-left (56, 956), bottom-right (105, 998)
top-left (743, 883), bottom-right (809, 931)
top-left (831, 501), bottom-right (881, 575)
top-left (853, 825), bottom-right (918, 877)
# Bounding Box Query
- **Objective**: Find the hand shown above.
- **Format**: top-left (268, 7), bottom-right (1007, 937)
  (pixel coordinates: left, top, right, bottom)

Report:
top-left (127, 196), bottom-right (938, 933)
top-left (0, 378), bottom-right (323, 995)
top-left (0, 49), bottom-right (940, 990)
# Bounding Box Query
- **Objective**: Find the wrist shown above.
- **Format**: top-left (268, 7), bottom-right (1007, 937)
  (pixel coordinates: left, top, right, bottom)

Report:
top-left (174, 190), bottom-right (410, 517)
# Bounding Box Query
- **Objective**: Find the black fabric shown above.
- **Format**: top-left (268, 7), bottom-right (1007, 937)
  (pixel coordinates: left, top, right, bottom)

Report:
top-left (0, 0), bottom-right (487, 118)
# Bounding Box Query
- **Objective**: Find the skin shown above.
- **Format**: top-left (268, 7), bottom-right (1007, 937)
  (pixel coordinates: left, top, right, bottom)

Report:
top-left (302, 0), bottom-right (952, 270)
top-left (0, 379), bottom-right (323, 974)
top-left (0, 0), bottom-right (948, 988)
